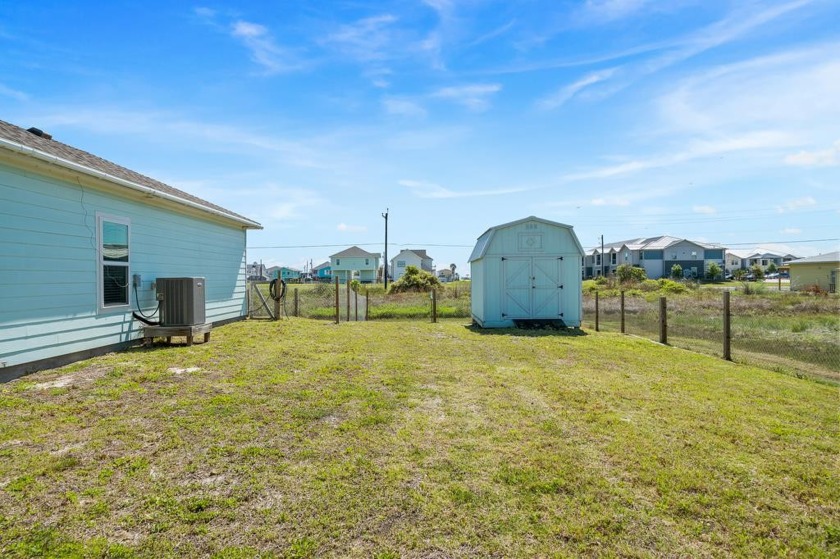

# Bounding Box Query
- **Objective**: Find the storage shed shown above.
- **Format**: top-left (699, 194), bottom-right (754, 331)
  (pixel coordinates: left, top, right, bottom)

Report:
top-left (469, 216), bottom-right (584, 328)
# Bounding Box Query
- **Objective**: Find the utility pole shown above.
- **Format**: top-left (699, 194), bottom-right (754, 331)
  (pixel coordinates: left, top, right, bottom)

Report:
top-left (382, 208), bottom-right (389, 290)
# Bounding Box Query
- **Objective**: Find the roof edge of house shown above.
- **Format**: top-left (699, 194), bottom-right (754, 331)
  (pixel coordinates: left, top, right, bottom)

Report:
top-left (0, 136), bottom-right (263, 230)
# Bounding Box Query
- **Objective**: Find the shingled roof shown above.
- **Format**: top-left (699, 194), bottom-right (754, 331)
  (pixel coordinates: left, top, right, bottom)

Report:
top-left (330, 246), bottom-right (380, 259)
top-left (0, 119), bottom-right (261, 229)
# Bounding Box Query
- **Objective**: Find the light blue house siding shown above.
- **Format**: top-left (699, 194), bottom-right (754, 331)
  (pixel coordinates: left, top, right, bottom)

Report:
top-left (330, 247), bottom-right (380, 284)
top-left (469, 217), bottom-right (584, 328)
top-left (0, 121), bottom-right (260, 379)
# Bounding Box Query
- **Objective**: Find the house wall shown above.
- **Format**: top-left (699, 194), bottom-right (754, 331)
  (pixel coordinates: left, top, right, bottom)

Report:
top-left (471, 220), bottom-right (583, 327)
top-left (391, 251), bottom-right (422, 281)
top-left (0, 161), bottom-right (248, 372)
top-left (331, 256), bottom-right (379, 283)
top-left (790, 263), bottom-right (840, 292)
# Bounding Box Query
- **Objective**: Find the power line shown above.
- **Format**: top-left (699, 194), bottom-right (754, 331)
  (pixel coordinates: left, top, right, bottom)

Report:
top-left (722, 238), bottom-right (839, 246)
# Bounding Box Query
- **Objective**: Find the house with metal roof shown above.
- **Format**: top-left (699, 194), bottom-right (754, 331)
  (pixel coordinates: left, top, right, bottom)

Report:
top-left (0, 119), bottom-right (261, 380)
top-left (329, 246), bottom-right (380, 284)
top-left (724, 248), bottom-right (799, 275)
top-left (390, 249), bottom-right (434, 281)
top-left (787, 252), bottom-right (839, 293)
top-left (585, 236), bottom-right (726, 279)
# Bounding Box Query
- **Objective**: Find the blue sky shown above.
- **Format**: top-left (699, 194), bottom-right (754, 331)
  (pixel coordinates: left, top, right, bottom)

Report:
top-left (2, 0), bottom-right (838, 273)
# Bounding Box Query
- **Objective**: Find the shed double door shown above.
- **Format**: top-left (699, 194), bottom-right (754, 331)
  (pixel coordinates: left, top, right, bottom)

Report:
top-left (502, 257), bottom-right (563, 319)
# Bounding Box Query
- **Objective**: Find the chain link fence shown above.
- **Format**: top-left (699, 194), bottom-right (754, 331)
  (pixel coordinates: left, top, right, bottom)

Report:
top-left (247, 281), bottom-right (471, 322)
top-left (582, 289), bottom-right (840, 383)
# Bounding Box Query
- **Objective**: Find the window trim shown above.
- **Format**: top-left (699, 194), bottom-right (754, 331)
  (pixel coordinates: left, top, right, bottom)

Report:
top-left (97, 213), bottom-right (131, 313)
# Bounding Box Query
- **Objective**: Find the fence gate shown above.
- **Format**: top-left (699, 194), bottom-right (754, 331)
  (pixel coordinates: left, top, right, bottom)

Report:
top-left (337, 283), bottom-right (367, 321)
top-left (248, 281), bottom-right (276, 319)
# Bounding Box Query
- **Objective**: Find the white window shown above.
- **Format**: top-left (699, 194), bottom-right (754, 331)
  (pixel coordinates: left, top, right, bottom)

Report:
top-left (336, 259), bottom-right (340, 265)
top-left (610, 253), bottom-right (617, 265)
top-left (365, 258), bottom-right (369, 266)
top-left (97, 214), bottom-right (130, 311)
top-left (397, 260), bottom-right (406, 268)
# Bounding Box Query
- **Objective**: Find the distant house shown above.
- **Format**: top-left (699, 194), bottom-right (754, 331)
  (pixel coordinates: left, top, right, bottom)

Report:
top-left (437, 268), bottom-right (454, 282)
top-left (0, 119), bottom-right (261, 380)
top-left (584, 236), bottom-right (726, 279)
top-left (390, 249), bottom-right (434, 281)
top-left (312, 261), bottom-right (332, 281)
top-left (247, 262), bottom-right (268, 281)
top-left (267, 266), bottom-right (301, 282)
top-left (787, 252), bottom-right (839, 293)
top-left (329, 246), bottom-right (380, 284)
top-left (725, 249), bottom-right (799, 275)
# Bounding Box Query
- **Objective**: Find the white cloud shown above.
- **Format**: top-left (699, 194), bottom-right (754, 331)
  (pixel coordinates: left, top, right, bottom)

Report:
top-left (432, 84), bottom-right (502, 112)
top-left (657, 43), bottom-right (840, 140)
top-left (0, 83), bottom-right (29, 101)
top-left (782, 227), bottom-right (802, 234)
top-left (264, 188), bottom-right (324, 221)
top-left (383, 98), bottom-right (427, 118)
top-left (693, 205), bottom-right (716, 215)
top-left (776, 196), bottom-right (816, 213)
top-left (399, 179), bottom-right (526, 199)
top-left (591, 197), bottom-right (630, 206)
top-left (322, 15), bottom-right (398, 62)
top-left (231, 20), bottom-right (303, 74)
top-left (337, 223), bottom-right (367, 233)
top-left (193, 7), bottom-right (216, 19)
top-left (582, 0), bottom-right (651, 22)
top-left (784, 140), bottom-right (840, 167)
top-left (537, 68), bottom-right (617, 110)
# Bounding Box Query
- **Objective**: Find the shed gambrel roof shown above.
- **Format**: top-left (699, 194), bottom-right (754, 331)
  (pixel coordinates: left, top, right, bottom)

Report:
top-left (330, 246), bottom-right (380, 259)
top-left (469, 216), bottom-right (585, 262)
top-left (0, 119), bottom-right (261, 229)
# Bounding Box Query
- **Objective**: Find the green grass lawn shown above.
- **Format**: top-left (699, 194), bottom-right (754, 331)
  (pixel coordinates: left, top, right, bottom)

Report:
top-left (1, 319), bottom-right (837, 557)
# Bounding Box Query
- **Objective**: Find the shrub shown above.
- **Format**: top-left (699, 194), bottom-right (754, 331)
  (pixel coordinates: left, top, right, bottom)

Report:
top-left (750, 264), bottom-right (765, 281)
top-left (706, 262), bottom-right (722, 281)
top-left (658, 278), bottom-right (687, 294)
top-left (670, 264), bottom-right (683, 279)
top-left (389, 265), bottom-right (441, 293)
top-left (640, 279), bottom-right (660, 292)
top-left (617, 264), bottom-right (647, 284)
